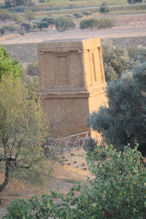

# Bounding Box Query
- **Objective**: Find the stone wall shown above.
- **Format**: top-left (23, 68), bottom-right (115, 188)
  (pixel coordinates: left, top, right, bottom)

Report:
top-left (38, 37), bottom-right (107, 137)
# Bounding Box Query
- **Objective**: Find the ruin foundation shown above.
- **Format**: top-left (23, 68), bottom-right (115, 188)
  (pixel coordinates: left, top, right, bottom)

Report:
top-left (38, 37), bottom-right (107, 137)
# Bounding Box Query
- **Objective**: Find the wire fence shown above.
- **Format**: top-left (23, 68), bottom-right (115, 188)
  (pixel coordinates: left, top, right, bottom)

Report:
top-left (42, 131), bottom-right (89, 159)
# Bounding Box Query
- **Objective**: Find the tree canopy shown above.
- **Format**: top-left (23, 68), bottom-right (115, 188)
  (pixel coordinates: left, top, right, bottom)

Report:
top-left (102, 40), bottom-right (131, 81)
top-left (0, 76), bottom-right (47, 193)
top-left (88, 62), bottom-right (146, 155)
top-left (127, 0), bottom-right (143, 4)
top-left (4, 145), bottom-right (145, 218)
top-left (55, 17), bottom-right (75, 32)
top-left (0, 45), bottom-right (23, 80)
top-left (5, 0), bottom-right (32, 8)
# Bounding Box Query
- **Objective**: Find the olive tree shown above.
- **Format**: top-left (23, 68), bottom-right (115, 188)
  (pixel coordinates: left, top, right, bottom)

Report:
top-left (88, 62), bottom-right (146, 155)
top-left (102, 40), bottom-right (131, 81)
top-left (0, 76), bottom-right (46, 193)
top-left (55, 17), bottom-right (75, 32)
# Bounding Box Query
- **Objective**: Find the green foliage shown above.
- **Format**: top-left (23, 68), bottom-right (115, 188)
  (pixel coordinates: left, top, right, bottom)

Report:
top-left (82, 11), bottom-right (92, 16)
top-left (27, 62), bottom-right (39, 76)
top-left (21, 22), bottom-right (33, 32)
top-left (25, 10), bottom-right (35, 22)
top-left (0, 9), bottom-right (12, 23)
top-left (84, 137), bottom-right (97, 152)
top-left (102, 40), bottom-right (131, 81)
top-left (127, 45), bottom-right (146, 65)
top-left (136, 47), bottom-right (146, 63)
top-left (36, 21), bottom-right (49, 30)
top-left (4, 145), bottom-right (145, 218)
top-left (127, 0), bottom-right (143, 3)
top-left (80, 18), bottom-right (98, 29)
top-left (80, 18), bottom-right (114, 29)
top-left (0, 25), bottom-right (17, 35)
top-left (97, 18), bottom-right (114, 28)
top-left (0, 27), bottom-right (5, 35)
top-left (11, 156), bottom-right (52, 186)
top-left (3, 25), bottom-right (16, 32)
top-left (41, 17), bottom-right (56, 25)
top-left (0, 45), bottom-right (23, 80)
top-left (9, 6), bottom-right (26, 13)
top-left (5, 0), bottom-right (32, 8)
top-left (102, 41), bottom-right (146, 82)
top-left (0, 76), bottom-right (47, 193)
top-left (100, 2), bottom-right (110, 13)
top-left (88, 62), bottom-right (146, 155)
top-left (12, 14), bottom-right (23, 24)
top-left (55, 17), bottom-right (75, 32)
top-left (73, 12), bottom-right (82, 18)
top-left (39, 0), bottom-right (46, 3)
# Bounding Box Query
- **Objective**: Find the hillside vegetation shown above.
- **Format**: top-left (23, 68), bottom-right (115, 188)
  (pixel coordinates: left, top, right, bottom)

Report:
top-left (0, 0), bottom-right (128, 8)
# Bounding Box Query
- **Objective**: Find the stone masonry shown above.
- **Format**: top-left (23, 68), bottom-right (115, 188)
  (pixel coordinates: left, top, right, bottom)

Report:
top-left (38, 37), bottom-right (107, 137)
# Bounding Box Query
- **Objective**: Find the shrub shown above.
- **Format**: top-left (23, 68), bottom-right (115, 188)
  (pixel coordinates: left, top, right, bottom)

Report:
top-left (21, 22), bottom-right (32, 32)
top-left (97, 18), bottom-right (114, 28)
top-left (5, 0), bottom-right (29, 7)
top-left (82, 11), bottom-right (92, 16)
top-left (88, 62), bottom-right (146, 155)
top-left (41, 17), bottom-right (56, 25)
top-left (0, 9), bottom-right (12, 23)
top-left (25, 10), bottom-right (35, 22)
top-left (127, 0), bottom-right (143, 3)
top-left (17, 28), bottom-right (24, 35)
top-left (73, 12), bottom-right (82, 18)
top-left (100, 2), bottom-right (110, 13)
top-left (80, 18), bottom-right (98, 29)
top-left (27, 62), bottom-right (39, 76)
top-left (128, 45), bottom-right (146, 64)
top-left (55, 17), bottom-right (75, 32)
top-left (127, 45), bottom-right (139, 60)
top-left (136, 47), bottom-right (146, 63)
top-left (10, 6), bottom-right (25, 13)
top-left (4, 145), bottom-right (145, 218)
top-left (3, 25), bottom-right (16, 33)
top-left (36, 21), bottom-right (49, 30)
top-left (0, 45), bottom-right (23, 79)
top-left (102, 40), bottom-right (131, 81)
top-left (12, 14), bottom-right (23, 24)
top-left (80, 18), bottom-right (114, 29)
top-left (0, 27), bottom-right (5, 35)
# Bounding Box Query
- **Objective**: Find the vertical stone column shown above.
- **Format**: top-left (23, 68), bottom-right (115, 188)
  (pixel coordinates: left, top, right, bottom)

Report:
top-left (38, 38), bottom-right (106, 137)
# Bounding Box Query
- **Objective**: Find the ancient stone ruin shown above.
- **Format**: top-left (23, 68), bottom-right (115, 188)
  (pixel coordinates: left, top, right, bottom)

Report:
top-left (38, 37), bottom-right (106, 137)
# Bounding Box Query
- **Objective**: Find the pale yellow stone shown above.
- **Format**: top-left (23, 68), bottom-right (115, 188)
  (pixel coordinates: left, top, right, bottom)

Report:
top-left (38, 37), bottom-right (107, 137)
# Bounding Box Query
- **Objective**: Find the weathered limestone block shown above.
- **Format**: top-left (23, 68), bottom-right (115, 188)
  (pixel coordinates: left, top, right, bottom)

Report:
top-left (38, 38), bottom-right (107, 137)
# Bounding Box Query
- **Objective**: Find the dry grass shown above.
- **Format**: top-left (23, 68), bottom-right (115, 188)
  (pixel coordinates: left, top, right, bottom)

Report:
top-left (0, 149), bottom-right (93, 206)
top-left (0, 0), bottom-right (127, 7)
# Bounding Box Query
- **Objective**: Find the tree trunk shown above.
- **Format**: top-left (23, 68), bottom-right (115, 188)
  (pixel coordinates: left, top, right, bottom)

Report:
top-left (0, 160), bottom-right (10, 193)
